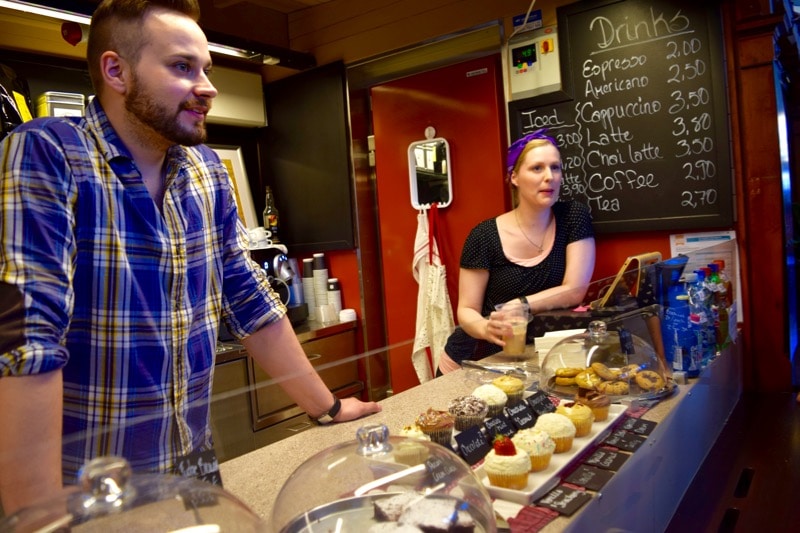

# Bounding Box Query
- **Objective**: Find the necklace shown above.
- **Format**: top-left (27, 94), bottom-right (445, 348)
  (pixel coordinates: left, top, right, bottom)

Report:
top-left (514, 208), bottom-right (549, 253)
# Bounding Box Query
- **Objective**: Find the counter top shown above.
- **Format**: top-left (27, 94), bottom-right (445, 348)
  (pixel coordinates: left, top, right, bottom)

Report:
top-left (218, 342), bottom-right (741, 531)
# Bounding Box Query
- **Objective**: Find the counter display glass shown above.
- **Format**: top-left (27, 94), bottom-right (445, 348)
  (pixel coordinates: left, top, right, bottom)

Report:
top-left (271, 424), bottom-right (496, 532)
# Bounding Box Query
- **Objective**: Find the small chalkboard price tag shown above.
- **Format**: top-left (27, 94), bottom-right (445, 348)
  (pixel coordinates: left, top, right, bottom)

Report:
top-left (175, 449), bottom-right (222, 510)
top-left (619, 417), bottom-right (657, 436)
top-left (604, 429), bottom-right (647, 452)
top-left (176, 449), bottom-right (223, 487)
top-left (454, 426), bottom-right (492, 465)
top-left (536, 485), bottom-right (592, 516)
top-left (507, 402), bottom-right (537, 429)
top-left (484, 414), bottom-right (516, 438)
top-left (425, 455), bottom-right (460, 487)
top-left (565, 465), bottom-right (614, 491)
top-left (526, 390), bottom-right (557, 415)
top-left (584, 446), bottom-right (629, 471)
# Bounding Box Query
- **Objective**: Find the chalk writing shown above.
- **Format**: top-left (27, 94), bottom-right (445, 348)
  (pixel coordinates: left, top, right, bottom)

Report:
top-left (508, 0), bottom-right (732, 233)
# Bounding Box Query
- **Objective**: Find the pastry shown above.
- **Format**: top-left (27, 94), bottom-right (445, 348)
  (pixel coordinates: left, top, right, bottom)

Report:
top-left (575, 389), bottom-right (611, 421)
top-left (374, 492), bottom-right (424, 521)
top-left (398, 424), bottom-right (431, 441)
top-left (555, 367), bottom-right (583, 378)
top-left (483, 435), bottom-right (530, 490)
top-left (368, 523), bottom-right (425, 532)
top-left (448, 395), bottom-right (488, 431)
top-left (575, 370), bottom-right (602, 390)
top-left (635, 370), bottom-right (666, 391)
top-left (555, 376), bottom-right (577, 386)
top-left (590, 362), bottom-right (621, 381)
top-left (597, 380), bottom-right (629, 395)
top-left (533, 412), bottom-right (576, 453)
top-left (555, 401), bottom-right (595, 437)
top-left (492, 375), bottom-right (525, 406)
top-left (620, 364), bottom-right (641, 379)
top-left (415, 408), bottom-right (455, 446)
top-left (398, 496), bottom-right (476, 532)
top-left (471, 384), bottom-right (507, 417)
top-left (394, 437), bottom-right (430, 466)
top-left (512, 428), bottom-right (556, 472)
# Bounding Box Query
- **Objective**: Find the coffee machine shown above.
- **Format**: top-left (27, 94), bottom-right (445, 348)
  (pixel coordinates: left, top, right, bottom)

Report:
top-left (252, 244), bottom-right (308, 325)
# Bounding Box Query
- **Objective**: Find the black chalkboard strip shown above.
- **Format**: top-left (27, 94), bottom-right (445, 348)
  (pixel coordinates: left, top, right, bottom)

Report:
top-left (508, 0), bottom-right (733, 233)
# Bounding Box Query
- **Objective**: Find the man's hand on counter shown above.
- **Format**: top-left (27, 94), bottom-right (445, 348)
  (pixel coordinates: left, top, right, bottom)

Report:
top-left (336, 397), bottom-right (382, 423)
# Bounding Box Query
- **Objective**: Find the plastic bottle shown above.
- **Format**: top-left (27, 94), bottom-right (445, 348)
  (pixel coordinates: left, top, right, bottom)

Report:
top-left (663, 275), bottom-right (694, 374)
top-left (263, 186), bottom-right (280, 243)
top-left (688, 270), bottom-right (713, 372)
top-left (713, 259), bottom-right (734, 307)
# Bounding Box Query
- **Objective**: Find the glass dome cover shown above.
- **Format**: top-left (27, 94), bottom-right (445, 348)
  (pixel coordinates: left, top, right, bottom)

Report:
top-left (540, 320), bottom-right (674, 401)
top-left (272, 424), bottom-right (497, 533)
top-left (0, 456), bottom-right (265, 532)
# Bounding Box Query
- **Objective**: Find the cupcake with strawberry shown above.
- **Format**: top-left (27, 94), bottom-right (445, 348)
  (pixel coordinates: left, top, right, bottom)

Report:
top-left (483, 435), bottom-right (530, 490)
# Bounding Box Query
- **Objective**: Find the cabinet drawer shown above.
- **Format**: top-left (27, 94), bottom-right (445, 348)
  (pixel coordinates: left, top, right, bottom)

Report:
top-left (249, 328), bottom-right (361, 431)
top-left (301, 328), bottom-right (359, 391)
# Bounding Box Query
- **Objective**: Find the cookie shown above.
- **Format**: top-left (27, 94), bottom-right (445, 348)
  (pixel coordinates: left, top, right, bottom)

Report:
top-left (597, 380), bottom-right (629, 395)
top-left (575, 370), bottom-right (602, 390)
top-left (620, 364), bottom-right (641, 379)
top-left (590, 362), bottom-right (620, 381)
top-left (555, 376), bottom-right (577, 386)
top-left (635, 370), bottom-right (665, 391)
top-left (555, 367), bottom-right (583, 378)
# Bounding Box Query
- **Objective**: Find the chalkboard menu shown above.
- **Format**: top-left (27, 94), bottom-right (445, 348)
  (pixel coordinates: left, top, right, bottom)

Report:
top-left (508, 0), bottom-right (732, 233)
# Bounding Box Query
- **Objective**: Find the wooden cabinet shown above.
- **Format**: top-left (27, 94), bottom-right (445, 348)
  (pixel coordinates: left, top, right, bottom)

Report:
top-left (248, 325), bottom-right (362, 432)
top-left (260, 61), bottom-right (356, 254)
top-left (210, 321), bottom-right (362, 462)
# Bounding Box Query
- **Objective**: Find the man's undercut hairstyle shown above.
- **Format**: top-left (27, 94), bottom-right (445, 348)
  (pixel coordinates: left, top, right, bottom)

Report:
top-left (87, 0), bottom-right (202, 92)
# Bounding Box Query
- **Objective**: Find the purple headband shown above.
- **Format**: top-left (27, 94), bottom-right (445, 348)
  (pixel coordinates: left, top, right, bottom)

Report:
top-left (506, 128), bottom-right (558, 175)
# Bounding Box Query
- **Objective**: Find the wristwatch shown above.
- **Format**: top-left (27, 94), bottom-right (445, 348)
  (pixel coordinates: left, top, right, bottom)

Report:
top-left (310, 395), bottom-right (342, 425)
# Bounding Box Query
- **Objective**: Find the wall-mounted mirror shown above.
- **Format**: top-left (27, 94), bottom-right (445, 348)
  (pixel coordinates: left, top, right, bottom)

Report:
top-left (408, 135), bottom-right (452, 209)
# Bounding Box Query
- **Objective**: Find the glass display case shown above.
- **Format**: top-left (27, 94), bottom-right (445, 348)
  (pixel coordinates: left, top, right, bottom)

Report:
top-left (271, 424), bottom-right (496, 533)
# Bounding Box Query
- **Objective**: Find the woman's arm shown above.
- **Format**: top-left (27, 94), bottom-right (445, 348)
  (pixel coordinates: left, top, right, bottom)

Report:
top-left (456, 267), bottom-right (509, 347)
top-left (521, 237), bottom-right (596, 313)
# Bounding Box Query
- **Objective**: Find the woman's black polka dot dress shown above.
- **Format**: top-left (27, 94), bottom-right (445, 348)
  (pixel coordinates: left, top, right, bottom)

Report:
top-left (444, 200), bottom-right (594, 363)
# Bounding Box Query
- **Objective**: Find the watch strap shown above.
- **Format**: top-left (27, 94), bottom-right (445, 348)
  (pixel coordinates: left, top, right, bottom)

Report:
top-left (310, 395), bottom-right (341, 425)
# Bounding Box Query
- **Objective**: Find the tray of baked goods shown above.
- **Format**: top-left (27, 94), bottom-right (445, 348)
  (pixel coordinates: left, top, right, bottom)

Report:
top-left (474, 402), bottom-right (628, 505)
top-left (539, 321), bottom-right (676, 402)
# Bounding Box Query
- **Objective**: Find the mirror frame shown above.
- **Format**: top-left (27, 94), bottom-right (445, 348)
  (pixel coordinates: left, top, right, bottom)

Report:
top-left (408, 137), bottom-right (453, 209)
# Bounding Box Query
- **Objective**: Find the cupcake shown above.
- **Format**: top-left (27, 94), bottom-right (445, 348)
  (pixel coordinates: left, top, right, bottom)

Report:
top-left (398, 424), bottom-right (431, 441)
top-left (483, 435), bottom-right (530, 490)
top-left (533, 412), bottom-right (576, 453)
top-left (394, 440), bottom-right (430, 466)
top-left (492, 375), bottom-right (525, 407)
top-left (415, 408), bottom-right (455, 447)
top-left (472, 384), bottom-right (508, 417)
top-left (448, 395), bottom-right (489, 431)
top-left (555, 401), bottom-right (595, 438)
top-left (511, 428), bottom-right (556, 472)
top-left (575, 389), bottom-right (611, 422)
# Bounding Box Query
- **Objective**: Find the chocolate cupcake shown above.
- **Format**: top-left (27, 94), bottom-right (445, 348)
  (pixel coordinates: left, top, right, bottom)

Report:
top-left (448, 395), bottom-right (489, 431)
top-left (415, 408), bottom-right (455, 447)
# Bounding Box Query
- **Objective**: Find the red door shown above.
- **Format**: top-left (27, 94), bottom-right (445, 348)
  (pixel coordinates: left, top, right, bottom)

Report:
top-left (371, 54), bottom-right (509, 393)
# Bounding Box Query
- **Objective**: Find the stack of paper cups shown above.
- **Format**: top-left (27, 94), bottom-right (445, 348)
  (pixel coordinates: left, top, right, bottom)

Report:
top-left (302, 258), bottom-right (316, 320)
top-left (312, 253), bottom-right (329, 307)
top-left (327, 278), bottom-right (342, 314)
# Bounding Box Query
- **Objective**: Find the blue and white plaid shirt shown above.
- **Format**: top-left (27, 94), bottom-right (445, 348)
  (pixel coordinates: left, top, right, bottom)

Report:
top-left (0, 98), bottom-right (284, 482)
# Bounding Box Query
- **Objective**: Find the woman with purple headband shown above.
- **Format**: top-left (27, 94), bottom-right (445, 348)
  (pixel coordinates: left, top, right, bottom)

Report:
top-left (438, 129), bottom-right (596, 374)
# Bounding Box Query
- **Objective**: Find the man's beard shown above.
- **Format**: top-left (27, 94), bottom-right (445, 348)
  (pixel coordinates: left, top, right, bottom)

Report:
top-left (125, 75), bottom-right (208, 146)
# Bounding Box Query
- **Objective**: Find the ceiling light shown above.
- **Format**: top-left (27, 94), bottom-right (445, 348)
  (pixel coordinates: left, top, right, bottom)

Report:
top-left (207, 42), bottom-right (260, 61)
top-left (0, 0), bottom-right (282, 67)
top-left (0, 0), bottom-right (90, 24)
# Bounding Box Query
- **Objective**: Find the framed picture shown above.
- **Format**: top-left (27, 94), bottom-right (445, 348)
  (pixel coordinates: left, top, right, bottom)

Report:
top-left (209, 145), bottom-right (259, 229)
